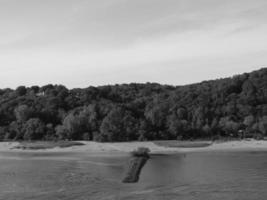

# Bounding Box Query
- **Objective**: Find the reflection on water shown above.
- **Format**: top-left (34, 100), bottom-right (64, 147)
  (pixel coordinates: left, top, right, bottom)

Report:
top-left (0, 151), bottom-right (267, 200)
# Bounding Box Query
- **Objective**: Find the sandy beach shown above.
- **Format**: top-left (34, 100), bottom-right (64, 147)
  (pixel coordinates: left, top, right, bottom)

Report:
top-left (0, 140), bottom-right (267, 154)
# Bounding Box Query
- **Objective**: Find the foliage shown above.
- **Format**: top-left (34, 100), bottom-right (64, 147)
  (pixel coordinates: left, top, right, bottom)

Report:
top-left (0, 68), bottom-right (266, 141)
top-left (131, 147), bottom-right (150, 157)
top-left (23, 118), bottom-right (45, 140)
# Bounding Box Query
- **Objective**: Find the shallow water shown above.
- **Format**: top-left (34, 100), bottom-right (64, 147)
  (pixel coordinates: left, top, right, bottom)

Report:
top-left (0, 151), bottom-right (267, 200)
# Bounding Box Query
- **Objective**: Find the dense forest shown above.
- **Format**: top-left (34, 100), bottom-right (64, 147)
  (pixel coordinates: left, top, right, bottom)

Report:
top-left (0, 68), bottom-right (267, 142)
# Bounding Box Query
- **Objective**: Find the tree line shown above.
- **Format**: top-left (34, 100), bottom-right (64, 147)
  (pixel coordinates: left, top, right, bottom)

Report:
top-left (0, 68), bottom-right (267, 142)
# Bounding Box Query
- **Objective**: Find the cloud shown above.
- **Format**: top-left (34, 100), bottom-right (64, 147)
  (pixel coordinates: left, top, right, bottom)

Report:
top-left (0, 0), bottom-right (266, 88)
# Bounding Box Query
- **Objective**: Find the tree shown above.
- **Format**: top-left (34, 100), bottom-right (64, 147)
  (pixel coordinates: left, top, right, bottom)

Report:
top-left (176, 107), bottom-right (187, 120)
top-left (23, 118), bottom-right (45, 140)
top-left (219, 117), bottom-right (240, 136)
top-left (30, 85), bottom-right (40, 94)
top-left (243, 115), bottom-right (255, 127)
top-left (79, 105), bottom-right (99, 135)
top-left (8, 121), bottom-right (23, 140)
top-left (45, 123), bottom-right (55, 140)
top-left (55, 105), bottom-right (99, 140)
top-left (99, 107), bottom-right (138, 141)
top-left (55, 125), bottom-right (69, 140)
top-left (0, 126), bottom-right (6, 141)
top-left (243, 115), bottom-right (255, 134)
top-left (14, 105), bottom-right (33, 122)
top-left (16, 86), bottom-right (27, 96)
top-left (137, 120), bottom-right (151, 141)
top-left (202, 124), bottom-right (212, 138)
top-left (259, 116), bottom-right (267, 135)
top-left (59, 113), bottom-right (85, 140)
top-left (167, 113), bottom-right (182, 139)
top-left (144, 101), bottom-right (169, 129)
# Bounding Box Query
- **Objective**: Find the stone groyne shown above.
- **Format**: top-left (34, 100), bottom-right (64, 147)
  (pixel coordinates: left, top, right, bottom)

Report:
top-left (122, 147), bottom-right (150, 183)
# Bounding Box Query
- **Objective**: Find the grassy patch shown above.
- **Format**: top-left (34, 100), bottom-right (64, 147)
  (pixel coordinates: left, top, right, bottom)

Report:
top-left (154, 140), bottom-right (212, 148)
top-left (13, 141), bottom-right (85, 150)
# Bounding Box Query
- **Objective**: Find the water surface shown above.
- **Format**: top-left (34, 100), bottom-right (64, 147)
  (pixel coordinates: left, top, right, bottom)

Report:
top-left (0, 151), bottom-right (267, 200)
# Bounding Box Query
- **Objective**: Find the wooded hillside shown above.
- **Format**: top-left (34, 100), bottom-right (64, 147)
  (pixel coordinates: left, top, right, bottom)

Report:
top-left (0, 68), bottom-right (266, 141)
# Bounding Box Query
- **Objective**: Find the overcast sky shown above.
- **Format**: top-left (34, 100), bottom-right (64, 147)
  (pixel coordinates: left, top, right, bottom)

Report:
top-left (0, 0), bottom-right (267, 88)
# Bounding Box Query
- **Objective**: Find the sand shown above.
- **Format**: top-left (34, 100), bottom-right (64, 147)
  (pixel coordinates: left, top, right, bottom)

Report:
top-left (0, 139), bottom-right (267, 154)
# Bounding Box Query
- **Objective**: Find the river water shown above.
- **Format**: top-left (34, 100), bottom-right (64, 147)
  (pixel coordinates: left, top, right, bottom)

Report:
top-left (0, 151), bottom-right (267, 200)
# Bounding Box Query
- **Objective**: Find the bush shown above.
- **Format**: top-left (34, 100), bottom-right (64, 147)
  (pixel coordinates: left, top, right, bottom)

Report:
top-left (131, 147), bottom-right (150, 158)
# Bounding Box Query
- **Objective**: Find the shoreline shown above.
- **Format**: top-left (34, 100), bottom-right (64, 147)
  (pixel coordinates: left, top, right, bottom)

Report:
top-left (0, 139), bottom-right (267, 154)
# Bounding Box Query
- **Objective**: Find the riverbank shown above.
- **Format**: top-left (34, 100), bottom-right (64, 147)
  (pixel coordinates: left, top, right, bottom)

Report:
top-left (0, 139), bottom-right (267, 154)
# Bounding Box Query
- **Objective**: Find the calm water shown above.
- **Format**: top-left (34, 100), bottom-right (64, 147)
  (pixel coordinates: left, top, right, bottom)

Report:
top-left (0, 151), bottom-right (267, 200)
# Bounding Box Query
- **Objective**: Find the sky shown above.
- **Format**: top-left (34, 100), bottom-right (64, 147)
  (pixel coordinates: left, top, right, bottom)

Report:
top-left (0, 0), bottom-right (267, 89)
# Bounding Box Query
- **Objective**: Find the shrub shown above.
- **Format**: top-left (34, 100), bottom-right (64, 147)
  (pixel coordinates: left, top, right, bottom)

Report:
top-left (131, 147), bottom-right (150, 158)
